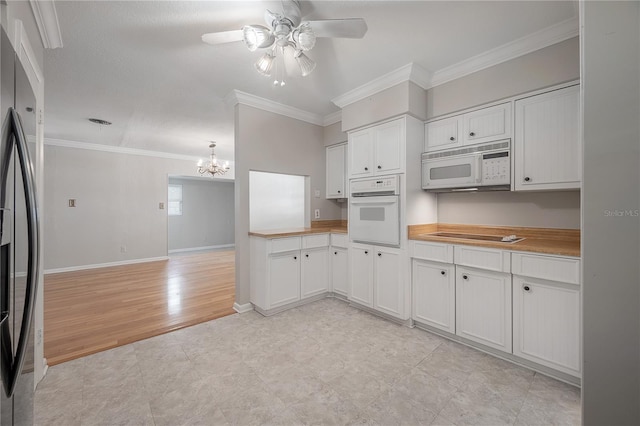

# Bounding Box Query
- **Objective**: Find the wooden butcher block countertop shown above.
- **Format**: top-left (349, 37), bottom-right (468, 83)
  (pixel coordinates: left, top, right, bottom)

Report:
top-left (249, 220), bottom-right (348, 238)
top-left (408, 223), bottom-right (580, 257)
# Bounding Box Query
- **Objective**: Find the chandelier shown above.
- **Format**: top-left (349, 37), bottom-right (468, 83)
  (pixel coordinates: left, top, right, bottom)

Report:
top-left (197, 143), bottom-right (230, 177)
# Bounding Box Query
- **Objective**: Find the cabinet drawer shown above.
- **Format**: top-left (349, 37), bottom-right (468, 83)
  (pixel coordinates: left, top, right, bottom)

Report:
top-left (302, 234), bottom-right (329, 249)
top-left (411, 241), bottom-right (454, 263)
top-left (268, 237), bottom-right (301, 254)
top-left (454, 245), bottom-right (510, 273)
top-left (331, 233), bottom-right (348, 248)
top-left (512, 253), bottom-right (580, 285)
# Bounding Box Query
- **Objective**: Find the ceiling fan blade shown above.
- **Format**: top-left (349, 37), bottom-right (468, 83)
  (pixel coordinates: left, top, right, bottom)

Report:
top-left (201, 30), bottom-right (244, 45)
top-left (282, 0), bottom-right (302, 27)
top-left (306, 18), bottom-right (367, 39)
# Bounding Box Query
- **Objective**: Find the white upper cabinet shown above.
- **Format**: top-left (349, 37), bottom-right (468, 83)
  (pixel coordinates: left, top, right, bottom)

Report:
top-left (424, 116), bottom-right (463, 151)
top-left (514, 84), bottom-right (581, 191)
top-left (348, 118), bottom-right (405, 178)
top-left (326, 143), bottom-right (347, 199)
top-left (424, 103), bottom-right (511, 152)
top-left (463, 103), bottom-right (512, 145)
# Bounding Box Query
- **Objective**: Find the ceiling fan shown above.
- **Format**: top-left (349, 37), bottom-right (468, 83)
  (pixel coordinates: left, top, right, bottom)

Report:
top-left (201, 0), bottom-right (367, 85)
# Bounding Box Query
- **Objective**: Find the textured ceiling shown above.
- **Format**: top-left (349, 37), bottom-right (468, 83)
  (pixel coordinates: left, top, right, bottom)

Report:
top-left (43, 1), bottom-right (577, 161)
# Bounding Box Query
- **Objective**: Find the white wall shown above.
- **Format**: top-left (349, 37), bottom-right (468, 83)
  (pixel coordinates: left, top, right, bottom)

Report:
top-left (167, 177), bottom-right (234, 252)
top-left (234, 104), bottom-right (338, 305)
top-left (43, 145), bottom-right (218, 270)
top-left (341, 81), bottom-right (428, 132)
top-left (426, 37), bottom-right (580, 119)
top-left (581, 2), bottom-right (640, 424)
top-left (437, 191), bottom-right (580, 229)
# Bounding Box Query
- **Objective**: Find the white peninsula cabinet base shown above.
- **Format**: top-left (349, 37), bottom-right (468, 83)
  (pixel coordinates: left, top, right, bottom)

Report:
top-left (250, 234), bottom-right (330, 316)
top-left (410, 240), bottom-right (581, 385)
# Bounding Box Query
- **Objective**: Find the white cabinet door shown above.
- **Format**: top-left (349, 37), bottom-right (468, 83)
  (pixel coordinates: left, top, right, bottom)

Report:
top-left (412, 260), bottom-right (455, 333)
top-left (301, 247), bottom-right (329, 299)
top-left (331, 247), bottom-right (348, 296)
top-left (349, 129), bottom-right (373, 178)
top-left (268, 252), bottom-right (301, 308)
top-left (425, 116), bottom-right (462, 152)
top-left (373, 246), bottom-right (404, 319)
top-left (463, 103), bottom-right (511, 145)
top-left (515, 84), bottom-right (580, 191)
top-left (326, 143), bottom-right (346, 198)
top-left (513, 276), bottom-right (580, 376)
top-left (373, 119), bottom-right (404, 175)
top-left (349, 244), bottom-right (374, 307)
top-left (456, 266), bottom-right (512, 352)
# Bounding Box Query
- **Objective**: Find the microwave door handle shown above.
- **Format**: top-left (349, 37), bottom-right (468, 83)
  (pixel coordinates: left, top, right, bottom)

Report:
top-left (476, 156), bottom-right (483, 183)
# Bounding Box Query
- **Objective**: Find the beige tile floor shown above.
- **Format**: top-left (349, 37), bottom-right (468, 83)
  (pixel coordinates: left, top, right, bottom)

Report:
top-left (35, 298), bottom-right (581, 425)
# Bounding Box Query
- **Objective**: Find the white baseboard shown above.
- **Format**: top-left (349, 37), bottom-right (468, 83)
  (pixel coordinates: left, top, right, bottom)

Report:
top-left (233, 302), bottom-right (253, 314)
top-left (168, 244), bottom-right (235, 254)
top-left (44, 256), bottom-right (169, 275)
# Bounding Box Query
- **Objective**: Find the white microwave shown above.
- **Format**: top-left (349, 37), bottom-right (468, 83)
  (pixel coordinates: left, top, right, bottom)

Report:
top-left (421, 139), bottom-right (511, 192)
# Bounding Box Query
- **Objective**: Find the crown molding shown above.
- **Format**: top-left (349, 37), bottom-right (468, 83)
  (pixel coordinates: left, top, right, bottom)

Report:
top-left (29, 0), bottom-right (63, 49)
top-left (323, 110), bottom-right (342, 126)
top-left (44, 138), bottom-right (206, 162)
top-left (430, 16), bottom-right (579, 88)
top-left (224, 90), bottom-right (324, 126)
top-left (332, 63), bottom-right (433, 109)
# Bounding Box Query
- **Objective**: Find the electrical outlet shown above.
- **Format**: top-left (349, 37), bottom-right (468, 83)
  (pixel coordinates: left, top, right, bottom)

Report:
top-left (68, 199), bottom-right (76, 207)
top-left (314, 209), bottom-right (320, 219)
top-left (159, 202), bottom-right (165, 209)
top-left (120, 246), bottom-right (127, 253)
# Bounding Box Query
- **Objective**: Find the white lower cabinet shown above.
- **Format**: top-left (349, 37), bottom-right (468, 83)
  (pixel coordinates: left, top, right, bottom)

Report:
top-left (349, 244), bottom-right (374, 307)
top-left (455, 266), bottom-right (512, 352)
top-left (251, 234), bottom-right (330, 313)
top-left (349, 243), bottom-right (406, 319)
top-left (331, 247), bottom-right (348, 296)
top-left (268, 251), bottom-right (301, 308)
top-left (374, 246), bottom-right (404, 318)
top-left (512, 253), bottom-right (581, 377)
top-left (301, 248), bottom-right (329, 298)
top-left (412, 260), bottom-right (455, 333)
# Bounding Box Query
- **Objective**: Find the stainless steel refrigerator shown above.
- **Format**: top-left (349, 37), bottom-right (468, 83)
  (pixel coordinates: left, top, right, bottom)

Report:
top-left (0, 26), bottom-right (40, 426)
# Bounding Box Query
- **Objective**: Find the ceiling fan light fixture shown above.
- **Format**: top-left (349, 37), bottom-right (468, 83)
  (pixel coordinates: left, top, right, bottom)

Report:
top-left (241, 25), bottom-right (274, 51)
top-left (255, 51), bottom-right (275, 76)
top-left (295, 51), bottom-right (316, 77)
top-left (293, 23), bottom-right (316, 51)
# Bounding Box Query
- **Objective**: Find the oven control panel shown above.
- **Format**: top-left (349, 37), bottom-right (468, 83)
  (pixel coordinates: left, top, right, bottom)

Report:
top-left (482, 151), bottom-right (510, 185)
top-left (350, 175), bottom-right (400, 196)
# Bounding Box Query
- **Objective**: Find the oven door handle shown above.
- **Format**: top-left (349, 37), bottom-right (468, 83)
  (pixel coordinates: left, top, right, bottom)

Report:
top-left (349, 196), bottom-right (398, 205)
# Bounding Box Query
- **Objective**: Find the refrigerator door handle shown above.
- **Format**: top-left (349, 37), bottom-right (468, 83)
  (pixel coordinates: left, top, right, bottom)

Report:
top-left (2, 108), bottom-right (39, 397)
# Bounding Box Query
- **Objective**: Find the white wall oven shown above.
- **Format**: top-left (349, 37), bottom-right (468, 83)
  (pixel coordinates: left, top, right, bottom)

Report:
top-left (349, 175), bottom-right (400, 247)
top-left (422, 139), bottom-right (511, 192)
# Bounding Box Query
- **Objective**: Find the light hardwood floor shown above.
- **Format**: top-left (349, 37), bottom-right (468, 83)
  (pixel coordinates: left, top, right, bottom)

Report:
top-left (44, 250), bottom-right (236, 366)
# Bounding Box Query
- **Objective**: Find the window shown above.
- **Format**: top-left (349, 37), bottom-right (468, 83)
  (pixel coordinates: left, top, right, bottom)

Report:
top-left (168, 184), bottom-right (182, 216)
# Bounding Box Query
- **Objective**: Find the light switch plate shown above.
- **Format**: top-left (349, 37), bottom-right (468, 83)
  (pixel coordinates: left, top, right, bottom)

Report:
top-left (314, 189), bottom-right (320, 198)
top-left (68, 199), bottom-right (76, 207)
top-left (159, 202), bottom-right (165, 209)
